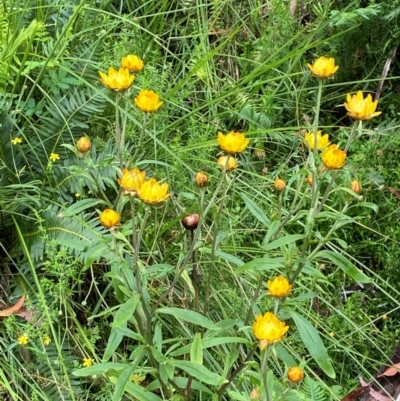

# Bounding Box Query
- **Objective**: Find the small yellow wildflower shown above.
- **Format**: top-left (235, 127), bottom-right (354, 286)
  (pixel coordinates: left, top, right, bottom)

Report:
top-left (82, 357), bottom-right (93, 367)
top-left (11, 137), bottom-right (23, 145)
top-left (18, 334), bottom-right (29, 346)
top-left (307, 56), bottom-right (339, 79)
top-left (75, 193), bottom-right (81, 198)
top-left (50, 153), bottom-right (60, 162)
top-left (43, 336), bottom-right (51, 346)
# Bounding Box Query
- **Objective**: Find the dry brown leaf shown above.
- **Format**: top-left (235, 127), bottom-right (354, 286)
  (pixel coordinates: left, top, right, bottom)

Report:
top-left (378, 362), bottom-right (400, 377)
top-left (0, 295), bottom-right (25, 317)
top-left (369, 387), bottom-right (392, 401)
top-left (15, 308), bottom-right (34, 322)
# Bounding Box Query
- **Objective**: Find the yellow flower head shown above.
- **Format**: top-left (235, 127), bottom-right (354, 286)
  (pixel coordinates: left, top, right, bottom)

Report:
top-left (82, 358), bottom-right (93, 367)
top-left (121, 55), bottom-right (144, 72)
top-left (50, 153), bottom-right (60, 162)
top-left (217, 131), bottom-right (250, 154)
top-left (11, 137), bottom-right (23, 145)
top-left (273, 179), bottom-right (286, 192)
top-left (267, 276), bottom-right (292, 298)
top-left (307, 56), bottom-right (339, 78)
top-left (321, 144), bottom-right (346, 170)
top-left (303, 131), bottom-right (330, 150)
top-left (118, 168), bottom-right (146, 196)
top-left (77, 136), bottom-right (91, 153)
top-left (252, 312), bottom-right (289, 349)
top-left (100, 209), bottom-right (121, 228)
top-left (18, 334), bottom-right (29, 346)
top-left (350, 179), bottom-right (362, 194)
top-left (138, 178), bottom-right (169, 204)
top-left (288, 367), bottom-right (304, 383)
top-left (194, 172), bottom-right (209, 187)
top-left (134, 90), bottom-right (163, 112)
top-left (43, 336), bottom-right (52, 346)
top-left (99, 67), bottom-right (134, 91)
top-left (217, 155), bottom-right (239, 171)
top-left (344, 91), bottom-right (382, 120)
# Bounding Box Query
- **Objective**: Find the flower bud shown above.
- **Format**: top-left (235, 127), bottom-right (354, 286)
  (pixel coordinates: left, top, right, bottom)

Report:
top-left (77, 136), bottom-right (91, 153)
top-left (100, 209), bottom-right (120, 228)
top-left (181, 213), bottom-right (200, 230)
top-left (350, 179), bottom-right (362, 194)
top-left (194, 172), bottom-right (209, 187)
top-left (250, 388), bottom-right (261, 400)
top-left (306, 175), bottom-right (313, 186)
top-left (274, 178), bottom-right (286, 191)
top-left (288, 366), bottom-right (304, 383)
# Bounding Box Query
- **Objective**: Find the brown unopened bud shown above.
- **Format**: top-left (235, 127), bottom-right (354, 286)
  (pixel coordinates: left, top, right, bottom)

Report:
top-left (306, 175), bottom-right (313, 186)
top-left (262, 167), bottom-right (269, 175)
top-left (77, 136), bottom-right (91, 153)
top-left (288, 367), bottom-right (304, 383)
top-left (350, 179), bottom-right (361, 194)
top-left (181, 213), bottom-right (200, 230)
top-left (274, 178), bottom-right (286, 191)
top-left (195, 172), bottom-right (209, 187)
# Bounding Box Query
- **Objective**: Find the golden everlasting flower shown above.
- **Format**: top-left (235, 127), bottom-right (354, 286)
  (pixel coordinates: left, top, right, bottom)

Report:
top-left (99, 67), bottom-right (134, 91)
top-left (134, 89), bottom-right (163, 112)
top-left (321, 144), bottom-right (346, 169)
top-left (267, 276), bottom-right (292, 297)
top-left (50, 153), bottom-right (60, 162)
top-left (18, 335), bottom-right (29, 346)
top-left (217, 155), bottom-right (239, 171)
top-left (138, 178), bottom-right (169, 204)
top-left (344, 91), bottom-right (382, 120)
top-left (11, 137), bottom-right (23, 145)
top-left (77, 136), bottom-right (91, 153)
top-left (100, 209), bottom-right (121, 228)
top-left (82, 358), bottom-right (93, 367)
top-left (273, 179), bottom-right (286, 192)
top-left (303, 131), bottom-right (330, 150)
top-left (307, 56), bottom-right (339, 78)
top-left (288, 367), bottom-right (304, 383)
top-left (194, 172), bottom-right (209, 187)
top-left (121, 55), bottom-right (144, 72)
top-left (43, 336), bottom-right (51, 346)
top-left (350, 179), bottom-right (362, 194)
top-left (253, 312), bottom-right (289, 349)
top-left (118, 168), bottom-right (146, 196)
top-left (217, 131), bottom-right (250, 154)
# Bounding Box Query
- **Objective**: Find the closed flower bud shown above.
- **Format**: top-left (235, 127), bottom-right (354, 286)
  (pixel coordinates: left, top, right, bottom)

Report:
top-left (267, 276), bottom-right (292, 298)
top-left (250, 389), bottom-right (261, 400)
top-left (181, 213), bottom-right (200, 230)
top-left (306, 175), bottom-right (313, 186)
top-left (217, 155), bottom-right (239, 171)
top-left (350, 180), bottom-right (362, 194)
top-left (288, 367), bottom-right (304, 383)
top-left (195, 172), bottom-right (209, 187)
top-left (274, 178), bottom-right (286, 191)
top-left (100, 209), bottom-right (120, 228)
top-left (77, 136), bottom-right (91, 153)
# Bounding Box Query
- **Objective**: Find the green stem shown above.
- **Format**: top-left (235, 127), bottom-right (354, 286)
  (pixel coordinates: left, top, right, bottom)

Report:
top-left (261, 347), bottom-right (271, 401)
top-left (115, 92), bottom-right (123, 171)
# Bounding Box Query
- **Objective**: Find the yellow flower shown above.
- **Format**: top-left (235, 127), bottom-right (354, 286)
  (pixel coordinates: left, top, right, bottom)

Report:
top-left (11, 137), bottom-right (22, 145)
top-left (82, 358), bottom-right (93, 367)
top-left (321, 144), bottom-right (346, 169)
top-left (217, 131), bottom-right (250, 154)
top-left (18, 335), bottom-right (29, 346)
top-left (43, 336), bottom-right (51, 346)
top-left (217, 155), bottom-right (239, 171)
top-left (75, 193), bottom-right (81, 198)
top-left (306, 175), bottom-right (313, 186)
top-left (273, 179), bottom-right (286, 192)
top-left (121, 55), bottom-right (144, 72)
top-left (118, 168), bottom-right (146, 196)
top-left (77, 136), bottom-right (91, 153)
top-left (134, 90), bottom-right (163, 112)
top-left (344, 90), bottom-right (382, 120)
top-left (50, 153), bottom-right (60, 162)
top-left (303, 131), bottom-right (330, 150)
top-left (350, 179), bottom-right (362, 194)
top-left (194, 172), bottom-right (209, 187)
top-left (267, 276), bottom-right (292, 297)
top-left (288, 367), bottom-right (304, 383)
top-left (99, 67), bottom-right (134, 91)
top-left (252, 312), bottom-right (289, 349)
top-left (138, 178), bottom-right (169, 204)
top-left (100, 209), bottom-right (121, 228)
top-left (307, 56), bottom-right (339, 78)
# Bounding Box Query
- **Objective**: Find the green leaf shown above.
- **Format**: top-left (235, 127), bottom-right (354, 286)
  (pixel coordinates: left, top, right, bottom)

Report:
top-left (262, 220), bottom-right (281, 245)
top-left (262, 234), bottom-right (304, 251)
top-left (103, 327), bottom-right (125, 362)
top-left (313, 250), bottom-right (372, 283)
top-left (168, 360), bottom-right (226, 385)
top-left (72, 362), bottom-right (128, 377)
top-left (112, 293), bottom-right (141, 328)
top-left (285, 308), bottom-right (335, 378)
top-left (235, 257), bottom-right (284, 274)
top-left (190, 333), bottom-right (203, 364)
top-left (155, 307), bottom-right (220, 330)
top-left (240, 193), bottom-right (270, 227)
top-left (61, 199), bottom-right (107, 217)
top-left (116, 382), bottom-right (163, 401)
